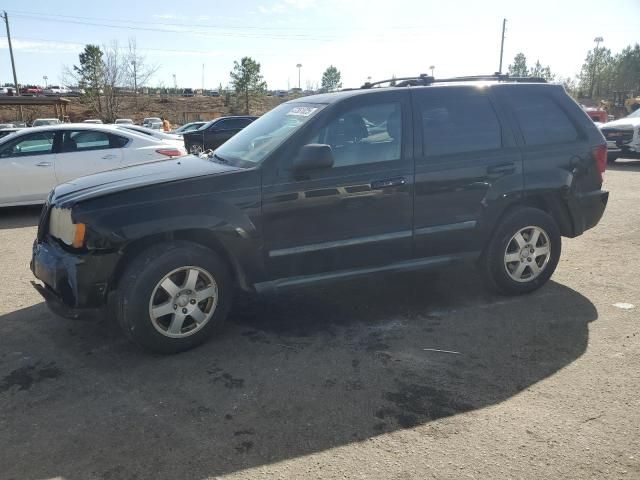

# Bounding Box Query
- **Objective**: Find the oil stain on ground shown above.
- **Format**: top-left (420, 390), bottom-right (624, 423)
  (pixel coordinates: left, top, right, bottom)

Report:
top-left (0, 361), bottom-right (62, 393)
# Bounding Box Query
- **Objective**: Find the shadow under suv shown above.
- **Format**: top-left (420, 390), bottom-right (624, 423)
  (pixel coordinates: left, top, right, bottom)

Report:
top-left (31, 74), bottom-right (609, 353)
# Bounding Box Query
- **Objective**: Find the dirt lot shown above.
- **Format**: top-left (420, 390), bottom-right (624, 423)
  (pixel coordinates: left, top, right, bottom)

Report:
top-left (0, 161), bottom-right (638, 480)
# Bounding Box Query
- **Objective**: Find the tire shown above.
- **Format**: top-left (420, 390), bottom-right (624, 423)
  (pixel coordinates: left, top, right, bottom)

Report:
top-left (480, 207), bottom-right (561, 295)
top-left (116, 241), bottom-right (232, 354)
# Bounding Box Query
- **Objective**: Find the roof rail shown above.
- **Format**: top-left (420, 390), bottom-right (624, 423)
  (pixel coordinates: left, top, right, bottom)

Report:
top-left (360, 73), bottom-right (547, 89)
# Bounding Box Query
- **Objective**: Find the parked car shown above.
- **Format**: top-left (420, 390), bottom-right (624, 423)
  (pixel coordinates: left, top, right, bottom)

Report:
top-left (114, 118), bottom-right (134, 125)
top-left (171, 121), bottom-right (206, 134)
top-left (142, 117), bottom-right (162, 128)
top-left (148, 121), bottom-right (163, 130)
top-left (20, 85), bottom-right (43, 96)
top-left (0, 124), bottom-right (186, 207)
top-left (83, 119), bottom-right (103, 124)
top-left (0, 87), bottom-right (16, 96)
top-left (583, 107), bottom-right (608, 124)
top-left (32, 118), bottom-right (61, 127)
top-left (117, 124), bottom-right (183, 143)
top-left (181, 88), bottom-right (195, 97)
top-left (0, 127), bottom-right (23, 139)
top-left (599, 108), bottom-right (640, 163)
top-left (44, 85), bottom-right (71, 96)
top-left (204, 90), bottom-right (220, 97)
top-left (30, 75), bottom-right (608, 354)
top-left (182, 116), bottom-right (257, 154)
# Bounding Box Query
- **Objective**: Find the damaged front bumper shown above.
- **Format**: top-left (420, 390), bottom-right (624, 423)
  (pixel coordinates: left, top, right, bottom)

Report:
top-left (30, 239), bottom-right (119, 318)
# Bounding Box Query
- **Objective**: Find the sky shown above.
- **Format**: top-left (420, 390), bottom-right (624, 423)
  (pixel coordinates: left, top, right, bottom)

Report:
top-left (0, 0), bottom-right (638, 91)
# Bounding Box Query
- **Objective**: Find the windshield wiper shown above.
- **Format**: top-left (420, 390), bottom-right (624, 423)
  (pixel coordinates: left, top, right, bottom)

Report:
top-left (211, 153), bottom-right (230, 165)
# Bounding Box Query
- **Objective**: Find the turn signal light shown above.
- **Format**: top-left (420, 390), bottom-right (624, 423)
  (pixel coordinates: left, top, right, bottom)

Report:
top-left (72, 223), bottom-right (86, 248)
top-left (592, 144), bottom-right (607, 183)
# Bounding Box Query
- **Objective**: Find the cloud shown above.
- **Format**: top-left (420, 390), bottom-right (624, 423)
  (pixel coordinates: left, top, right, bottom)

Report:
top-left (0, 39), bottom-right (84, 54)
top-left (258, 0), bottom-right (316, 14)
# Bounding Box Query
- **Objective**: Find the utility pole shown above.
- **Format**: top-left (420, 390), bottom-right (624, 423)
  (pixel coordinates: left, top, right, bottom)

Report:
top-left (498, 18), bottom-right (507, 74)
top-left (429, 65), bottom-right (435, 77)
top-left (201, 63), bottom-right (205, 93)
top-left (2, 11), bottom-right (19, 94)
top-left (172, 73), bottom-right (177, 94)
top-left (131, 59), bottom-right (137, 106)
top-left (43, 75), bottom-right (48, 88)
top-left (296, 64), bottom-right (302, 90)
top-left (2, 11), bottom-right (23, 120)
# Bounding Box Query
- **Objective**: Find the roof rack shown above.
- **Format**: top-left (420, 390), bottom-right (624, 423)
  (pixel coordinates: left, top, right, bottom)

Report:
top-left (360, 73), bottom-right (547, 89)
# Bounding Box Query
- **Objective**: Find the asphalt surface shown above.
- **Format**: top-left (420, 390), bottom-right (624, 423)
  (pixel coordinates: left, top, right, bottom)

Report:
top-left (1, 161), bottom-right (639, 480)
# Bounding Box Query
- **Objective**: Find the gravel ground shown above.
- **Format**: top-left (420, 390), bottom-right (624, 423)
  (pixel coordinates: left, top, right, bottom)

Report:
top-left (0, 161), bottom-right (638, 480)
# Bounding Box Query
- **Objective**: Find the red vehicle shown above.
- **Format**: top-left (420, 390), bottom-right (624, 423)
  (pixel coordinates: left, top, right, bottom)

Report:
top-left (584, 107), bottom-right (608, 123)
top-left (20, 85), bottom-right (43, 96)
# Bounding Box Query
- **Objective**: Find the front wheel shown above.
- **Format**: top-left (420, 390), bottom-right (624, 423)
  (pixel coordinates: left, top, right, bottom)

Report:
top-left (116, 241), bottom-right (232, 354)
top-left (480, 207), bottom-right (561, 295)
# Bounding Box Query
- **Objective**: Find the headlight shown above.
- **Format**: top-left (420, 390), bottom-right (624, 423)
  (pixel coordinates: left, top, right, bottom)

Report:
top-left (49, 207), bottom-right (86, 248)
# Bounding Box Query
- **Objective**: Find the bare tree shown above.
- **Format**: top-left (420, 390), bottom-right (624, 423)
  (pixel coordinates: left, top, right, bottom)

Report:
top-left (126, 38), bottom-right (159, 104)
top-left (102, 41), bottom-right (128, 122)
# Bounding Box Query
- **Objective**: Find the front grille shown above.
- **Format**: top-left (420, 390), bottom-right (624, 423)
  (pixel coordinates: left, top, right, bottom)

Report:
top-left (601, 128), bottom-right (634, 144)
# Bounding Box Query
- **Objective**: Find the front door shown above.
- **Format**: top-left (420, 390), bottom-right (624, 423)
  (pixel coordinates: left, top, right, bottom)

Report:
top-left (0, 131), bottom-right (57, 205)
top-left (262, 91), bottom-right (414, 279)
top-left (54, 129), bottom-right (124, 183)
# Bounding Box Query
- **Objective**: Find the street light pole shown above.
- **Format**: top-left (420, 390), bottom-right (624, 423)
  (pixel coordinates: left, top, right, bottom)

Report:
top-left (590, 36), bottom-right (604, 98)
top-left (43, 76), bottom-right (48, 88)
top-left (296, 64), bottom-right (302, 89)
top-left (429, 65), bottom-right (435, 77)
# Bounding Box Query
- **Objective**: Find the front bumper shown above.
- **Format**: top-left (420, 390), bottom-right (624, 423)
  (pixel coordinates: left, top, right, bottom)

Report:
top-left (30, 239), bottom-right (119, 316)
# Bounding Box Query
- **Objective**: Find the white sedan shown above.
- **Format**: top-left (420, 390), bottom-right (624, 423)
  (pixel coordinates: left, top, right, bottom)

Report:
top-left (0, 124), bottom-right (187, 207)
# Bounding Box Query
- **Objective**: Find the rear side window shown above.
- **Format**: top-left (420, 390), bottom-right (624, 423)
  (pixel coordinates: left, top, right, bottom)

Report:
top-left (509, 93), bottom-right (579, 146)
top-left (109, 134), bottom-right (129, 148)
top-left (417, 90), bottom-right (502, 157)
top-left (216, 118), bottom-right (252, 130)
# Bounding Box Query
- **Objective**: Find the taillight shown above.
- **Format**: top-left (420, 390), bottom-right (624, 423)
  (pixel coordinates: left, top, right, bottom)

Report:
top-left (592, 144), bottom-right (607, 182)
top-left (156, 148), bottom-right (182, 158)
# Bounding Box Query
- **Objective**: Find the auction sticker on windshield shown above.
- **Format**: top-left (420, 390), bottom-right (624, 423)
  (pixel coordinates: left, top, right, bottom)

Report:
top-left (287, 106), bottom-right (318, 117)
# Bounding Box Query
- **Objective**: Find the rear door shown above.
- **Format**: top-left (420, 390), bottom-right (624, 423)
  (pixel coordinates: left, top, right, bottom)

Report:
top-left (0, 131), bottom-right (57, 204)
top-left (54, 129), bottom-right (125, 183)
top-left (411, 86), bottom-right (523, 257)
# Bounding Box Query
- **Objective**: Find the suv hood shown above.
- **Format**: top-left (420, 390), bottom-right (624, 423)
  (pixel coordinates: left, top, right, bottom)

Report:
top-left (52, 154), bottom-right (239, 207)
top-left (600, 116), bottom-right (640, 129)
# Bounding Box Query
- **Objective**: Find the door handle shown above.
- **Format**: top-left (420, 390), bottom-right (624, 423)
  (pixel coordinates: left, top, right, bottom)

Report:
top-left (36, 161), bottom-right (52, 167)
top-left (101, 154), bottom-right (117, 160)
top-left (371, 177), bottom-right (406, 189)
top-left (487, 163), bottom-right (515, 174)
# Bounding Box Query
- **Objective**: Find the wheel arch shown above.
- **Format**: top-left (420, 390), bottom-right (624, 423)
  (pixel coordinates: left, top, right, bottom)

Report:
top-left (109, 229), bottom-right (253, 295)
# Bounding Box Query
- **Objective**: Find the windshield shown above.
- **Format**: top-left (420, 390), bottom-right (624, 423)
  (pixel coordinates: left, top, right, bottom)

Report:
top-left (627, 108), bottom-right (640, 118)
top-left (214, 102), bottom-right (325, 165)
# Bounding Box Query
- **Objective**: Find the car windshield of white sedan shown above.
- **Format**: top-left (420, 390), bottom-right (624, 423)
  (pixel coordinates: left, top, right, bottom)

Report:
top-left (215, 103), bottom-right (325, 165)
top-left (628, 109), bottom-right (640, 118)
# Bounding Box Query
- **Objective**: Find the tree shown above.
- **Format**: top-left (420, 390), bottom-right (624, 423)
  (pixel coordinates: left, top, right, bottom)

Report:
top-left (508, 53), bottom-right (528, 77)
top-left (229, 57), bottom-right (267, 115)
top-left (321, 65), bottom-right (342, 92)
top-left (73, 44), bottom-right (104, 115)
top-left (390, 74), bottom-right (397, 86)
top-left (529, 60), bottom-right (555, 81)
top-left (578, 46), bottom-right (612, 98)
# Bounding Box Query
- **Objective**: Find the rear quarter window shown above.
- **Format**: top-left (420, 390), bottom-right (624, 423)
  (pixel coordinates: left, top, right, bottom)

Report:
top-left (508, 92), bottom-right (579, 146)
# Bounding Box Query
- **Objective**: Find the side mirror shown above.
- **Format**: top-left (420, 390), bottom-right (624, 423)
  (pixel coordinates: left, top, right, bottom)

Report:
top-left (292, 144), bottom-right (334, 172)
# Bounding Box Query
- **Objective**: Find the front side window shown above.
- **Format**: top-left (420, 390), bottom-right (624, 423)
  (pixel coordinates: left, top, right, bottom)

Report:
top-left (419, 90), bottom-right (502, 157)
top-left (0, 132), bottom-right (55, 157)
top-left (509, 93), bottom-right (579, 145)
top-left (308, 102), bottom-right (402, 167)
top-left (60, 130), bottom-right (111, 153)
top-left (215, 102), bottom-right (325, 165)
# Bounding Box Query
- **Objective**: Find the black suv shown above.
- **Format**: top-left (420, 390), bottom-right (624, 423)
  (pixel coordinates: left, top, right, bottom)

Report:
top-left (31, 74), bottom-right (608, 353)
top-left (183, 115), bottom-right (257, 155)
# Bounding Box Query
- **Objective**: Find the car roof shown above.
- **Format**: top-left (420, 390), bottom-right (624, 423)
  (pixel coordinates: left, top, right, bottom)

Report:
top-left (292, 81), bottom-right (562, 104)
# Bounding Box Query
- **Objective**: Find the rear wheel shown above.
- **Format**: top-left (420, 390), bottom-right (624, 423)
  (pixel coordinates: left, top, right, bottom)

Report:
top-left (116, 241), bottom-right (232, 354)
top-left (480, 207), bottom-right (561, 295)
